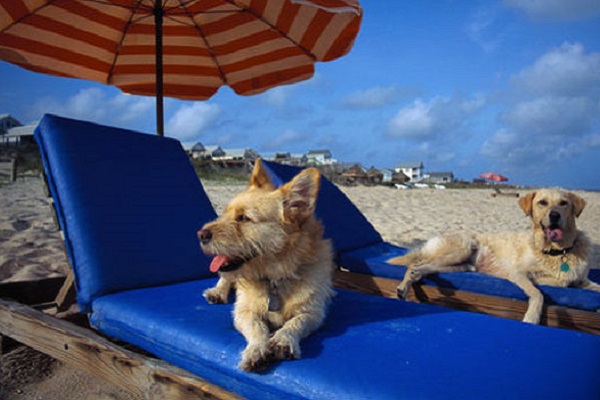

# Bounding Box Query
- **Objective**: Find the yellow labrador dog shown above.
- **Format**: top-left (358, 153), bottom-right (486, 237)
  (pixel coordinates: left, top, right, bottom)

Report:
top-left (198, 160), bottom-right (334, 372)
top-left (389, 189), bottom-right (600, 324)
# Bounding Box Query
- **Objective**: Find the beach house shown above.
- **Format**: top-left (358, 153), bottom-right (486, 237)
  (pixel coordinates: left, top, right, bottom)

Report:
top-left (423, 171), bottom-right (455, 184)
top-left (264, 152), bottom-right (308, 166)
top-left (0, 114), bottom-right (21, 135)
top-left (1, 114), bottom-right (37, 146)
top-left (395, 161), bottom-right (424, 182)
top-left (214, 148), bottom-right (260, 162)
top-left (307, 149), bottom-right (336, 165)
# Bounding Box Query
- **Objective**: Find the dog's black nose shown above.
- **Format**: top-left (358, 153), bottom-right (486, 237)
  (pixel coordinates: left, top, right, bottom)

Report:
top-left (549, 211), bottom-right (560, 223)
top-left (198, 229), bottom-right (212, 245)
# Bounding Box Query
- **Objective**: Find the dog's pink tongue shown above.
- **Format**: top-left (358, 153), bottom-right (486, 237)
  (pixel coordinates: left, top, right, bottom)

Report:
top-left (210, 255), bottom-right (230, 273)
top-left (546, 228), bottom-right (564, 243)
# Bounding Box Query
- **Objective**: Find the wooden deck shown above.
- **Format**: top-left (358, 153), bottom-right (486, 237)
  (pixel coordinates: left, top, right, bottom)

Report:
top-left (0, 278), bottom-right (242, 400)
top-left (333, 270), bottom-right (600, 336)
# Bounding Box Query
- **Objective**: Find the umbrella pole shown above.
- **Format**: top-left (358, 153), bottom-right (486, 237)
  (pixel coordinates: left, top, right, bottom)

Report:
top-left (154, 2), bottom-right (164, 137)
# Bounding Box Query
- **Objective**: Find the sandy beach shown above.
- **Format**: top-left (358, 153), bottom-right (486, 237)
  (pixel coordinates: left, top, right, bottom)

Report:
top-left (2, 177), bottom-right (600, 399)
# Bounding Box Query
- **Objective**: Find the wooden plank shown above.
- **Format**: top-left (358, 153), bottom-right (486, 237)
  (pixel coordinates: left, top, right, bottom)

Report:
top-left (333, 270), bottom-right (600, 336)
top-left (0, 299), bottom-right (244, 400)
top-left (54, 270), bottom-right (77, 312)
top-left (0, 157), bottom-right (16, 182)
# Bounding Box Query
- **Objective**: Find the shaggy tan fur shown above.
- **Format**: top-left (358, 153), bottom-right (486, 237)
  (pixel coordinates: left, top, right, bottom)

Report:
top-left (389, 189), bottom-right (600, 324)
top-left (198, 159), bottom-right (334, 372)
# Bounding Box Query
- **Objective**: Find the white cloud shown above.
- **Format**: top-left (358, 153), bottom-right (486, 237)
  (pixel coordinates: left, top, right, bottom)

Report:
top-left (387, 96), bottom-right (485, 140)
top-left (482, 42), bottom-right (600, 171)
top-left (32, 87), bottom-right (154, 128)
top-left (166, 102), bottom-right (220, 141)
top-left (511, 42), bottom-right (600, 96)
top-left (481, 126), bottom-right (589, 167)
top-left (388, 99), bottom-right (435, 139)
top-left (504, 0), bottom-right (600, 21)
top-left (501, 96), bottom-right (595, 137)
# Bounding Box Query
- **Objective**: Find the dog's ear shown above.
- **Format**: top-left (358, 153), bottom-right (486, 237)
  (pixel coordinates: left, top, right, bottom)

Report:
top-left (568, 192), bottom-right (586, 218)
top-left (518, 192), bottom-right (536, 217)
top-left (281, 168), bottom-right (320, 223)
top-left (249, 158), bottom-right (275, 190)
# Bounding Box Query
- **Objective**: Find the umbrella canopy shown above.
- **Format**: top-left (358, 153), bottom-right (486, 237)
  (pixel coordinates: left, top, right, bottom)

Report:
top-left (0, 0), bottom-right (362, 135)
top-left (479, 172), bottom-right (508, 182)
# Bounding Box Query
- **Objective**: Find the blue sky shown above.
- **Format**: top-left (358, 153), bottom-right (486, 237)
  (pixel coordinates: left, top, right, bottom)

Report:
top-left (2, 0), bottom-right (600, 189)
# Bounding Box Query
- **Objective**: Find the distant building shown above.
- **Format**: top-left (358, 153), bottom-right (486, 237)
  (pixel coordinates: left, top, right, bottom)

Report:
top-left (186, 142), bottom-right (206, 159)
top-left (423, 172), bottom-right (454, 184)
top-left (395, 162), bottom-right (424, 182)
top-left (214, 148), bottom-right (259, 161)
top-left (381, 168), bottom-right (410, 185)
top-left (307, 149), bottom-right (335, 165)
top-left (264, 152), bottom-right (308, 166)
top-left (204, 145), bottom-right (226, 158)
top-left (0, 115), bottom-right (36, 146)
top-left (0, 114), bottom-right (21, 135)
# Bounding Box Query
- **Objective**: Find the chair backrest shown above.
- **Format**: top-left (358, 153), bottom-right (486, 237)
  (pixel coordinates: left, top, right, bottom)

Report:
top-left (35, 114), bottom-right (217, 312)
top-left (261, 160), bottom-right (383, 255)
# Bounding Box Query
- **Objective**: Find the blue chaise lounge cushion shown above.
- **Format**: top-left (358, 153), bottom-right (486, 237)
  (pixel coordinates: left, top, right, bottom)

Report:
top-left (35, 114), bottom-right (217, 312)
top-left (91, 277), bottom-right (600, 400)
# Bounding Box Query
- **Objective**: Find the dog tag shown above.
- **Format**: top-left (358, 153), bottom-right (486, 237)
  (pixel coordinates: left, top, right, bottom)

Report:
top-left (560, 262), bottom-right (570, 273)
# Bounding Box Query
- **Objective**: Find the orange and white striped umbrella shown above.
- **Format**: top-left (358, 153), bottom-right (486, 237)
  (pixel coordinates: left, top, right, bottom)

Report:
top-left (0, 0), bottom-right (362, 135)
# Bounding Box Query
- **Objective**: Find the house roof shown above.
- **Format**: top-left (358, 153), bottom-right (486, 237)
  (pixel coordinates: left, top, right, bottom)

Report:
top-left (396, 162), bottom-right (424, 169)
top-left (5, 123), bottom-right (36, 137)
top-left (191, 142), bottom-right (205, 151)
top-left (0, 114), bottom-right (22, 124)
top-left (0, 114), bottom-right (23, 133)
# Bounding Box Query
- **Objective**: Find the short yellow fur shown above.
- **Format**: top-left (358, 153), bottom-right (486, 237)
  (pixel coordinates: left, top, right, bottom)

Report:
top-left (389, 189), bottom-right (600, 324)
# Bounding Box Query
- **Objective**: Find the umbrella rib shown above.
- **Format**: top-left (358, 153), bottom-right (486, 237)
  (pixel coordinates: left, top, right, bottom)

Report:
top-left (106, 0), bottom-right (147, 85)
top-left (222, 0), bottom-right (316, 61)
top-left (174, 0), bottom-right (228, 85)
top-left (0, 0), bottom-right (59, 34)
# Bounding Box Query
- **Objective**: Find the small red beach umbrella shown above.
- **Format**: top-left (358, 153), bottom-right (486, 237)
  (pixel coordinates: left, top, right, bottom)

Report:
top-left (0, 0), bottom-right (362, 136)
top-left (479, 172), bottom-right (508, 182)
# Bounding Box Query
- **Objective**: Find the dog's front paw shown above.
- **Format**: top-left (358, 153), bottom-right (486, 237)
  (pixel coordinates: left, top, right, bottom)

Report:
top-left (203, 287), bottom-right (228, 304)
top-left (396, 282), bottom-right (409, 299)
top-left (268, 333), bottom-right (301, 361)
top-left (239, 343), bottom-right (272, 372)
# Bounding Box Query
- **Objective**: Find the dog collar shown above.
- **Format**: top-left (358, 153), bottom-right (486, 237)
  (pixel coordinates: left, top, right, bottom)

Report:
top-left (543, 244), bottom-right (575, 273)
top-left (542, 247), bottom-right (573, 256)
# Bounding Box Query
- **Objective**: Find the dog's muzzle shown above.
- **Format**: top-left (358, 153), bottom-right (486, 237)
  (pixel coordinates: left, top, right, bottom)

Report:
top-left (198, 228), bottom-right (212, 245)
top-left (197, 228), bottom-right (253, 273)
top-left (542, 211), bottom-right (564, 243)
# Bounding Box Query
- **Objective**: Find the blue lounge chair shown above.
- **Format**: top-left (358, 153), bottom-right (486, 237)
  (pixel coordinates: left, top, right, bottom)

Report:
top-left (262, 160), bottom-right (600, 332)
top-left (11, 114), bottom-right (600, 399)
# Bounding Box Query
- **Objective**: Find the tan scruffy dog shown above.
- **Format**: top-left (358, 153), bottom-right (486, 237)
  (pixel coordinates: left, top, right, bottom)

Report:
top-left (198, 159), bottom-right (335, 372)
top-left (389, 189), bottom-right (600, 324)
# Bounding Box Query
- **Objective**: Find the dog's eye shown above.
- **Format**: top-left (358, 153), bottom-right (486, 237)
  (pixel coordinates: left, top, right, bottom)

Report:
top-left (235, 214), bottom-right (250, 223)
top-left (538, 200), bottom-right (548, 207)
top-left (559, 200), bottom-right (568, 207)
